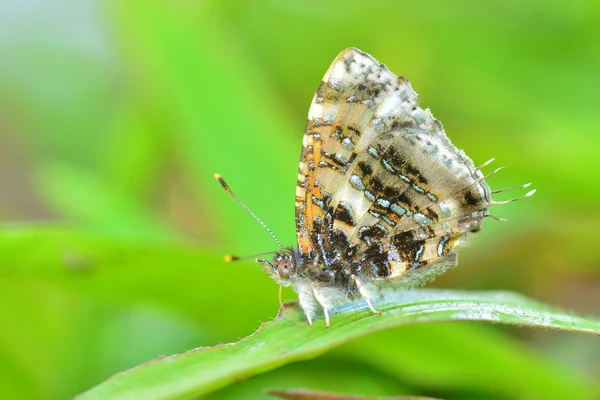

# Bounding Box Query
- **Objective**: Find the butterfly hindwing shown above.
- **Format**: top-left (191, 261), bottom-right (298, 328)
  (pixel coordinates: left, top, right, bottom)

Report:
top-left (295, 48), bottom-right (492, 285)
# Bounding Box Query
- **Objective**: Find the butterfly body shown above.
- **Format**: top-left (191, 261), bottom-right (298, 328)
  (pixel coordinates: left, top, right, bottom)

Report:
top-left (226, 48), bottom-right (533, 326)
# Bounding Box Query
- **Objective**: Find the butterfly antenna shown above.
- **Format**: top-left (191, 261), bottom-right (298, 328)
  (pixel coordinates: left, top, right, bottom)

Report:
top-left (215, 174), bottom-right (284, 250)
top-left (224, 251), bottom-right (277, 263)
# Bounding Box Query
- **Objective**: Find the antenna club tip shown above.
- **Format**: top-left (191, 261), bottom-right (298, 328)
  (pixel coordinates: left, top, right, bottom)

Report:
top-left (525, 188), bottom-right (537, 197)
top-left (214, 174), bottom-right (230, 191)
top-left (224, 254), bottom-right (235, 262)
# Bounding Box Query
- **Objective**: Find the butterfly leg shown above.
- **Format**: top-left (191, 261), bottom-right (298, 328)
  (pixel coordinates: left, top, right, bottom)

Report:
top-left (312, 287), bottom-right (331, 328)
top-left (305, 311), bottom-right (313, 327)
top-left (296, 285), bottom-right (315, 326)
top-left (351, 274), bottom-right (382, 315)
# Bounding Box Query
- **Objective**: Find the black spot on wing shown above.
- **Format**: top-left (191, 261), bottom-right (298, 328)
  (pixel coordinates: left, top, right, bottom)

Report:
top-left (420, 207), bottom-right (439, 222)
top-left (347, 126), bottom-right (362, 137)
top-left (404, 163), bottom-right (420, 178)
top-left (383, 186), bottom-right (400, 199)
top-left (389, 119), bottom-right (416, 131)
top-left (395, 192), bottom-right (412, 208)
top-left (358, 224), bottom-right (388, 247)
top-left (464, 190), bottom-right (481, 206)
top-left (358, 161), bottom-right (373, 176)
top-left (383, 146), bottom-right (405, 170)
top-left (391, 231), bottom-right (426, 262)
top-left (368, 176), bottom-right (383, 193)
top-left (334, 202), bottom-right (357, 227)
top-left (332, 229), bottom-right (358, 260)
top-left (362, 242), bottom-right (391, 278)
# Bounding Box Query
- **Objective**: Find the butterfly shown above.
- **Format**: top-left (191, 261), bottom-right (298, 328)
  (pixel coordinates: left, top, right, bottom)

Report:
top-left (217, 48), bottom-right (534, 327)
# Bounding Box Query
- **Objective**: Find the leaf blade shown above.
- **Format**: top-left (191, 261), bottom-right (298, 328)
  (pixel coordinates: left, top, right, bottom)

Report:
top-left (77, 289), bottom-right (600, 400)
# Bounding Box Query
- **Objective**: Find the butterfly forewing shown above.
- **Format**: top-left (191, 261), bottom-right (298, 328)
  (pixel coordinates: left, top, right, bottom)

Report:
top-left (295, 48), bottom-right (492, 283)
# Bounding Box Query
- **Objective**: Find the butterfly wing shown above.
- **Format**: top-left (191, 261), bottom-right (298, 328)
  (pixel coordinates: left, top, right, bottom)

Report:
top-left (295, 48), bottom-right (492, 285)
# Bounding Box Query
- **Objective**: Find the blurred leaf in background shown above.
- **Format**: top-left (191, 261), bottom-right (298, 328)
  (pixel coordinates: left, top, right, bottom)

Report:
top-left (0, 0), bottom-right (598, 399)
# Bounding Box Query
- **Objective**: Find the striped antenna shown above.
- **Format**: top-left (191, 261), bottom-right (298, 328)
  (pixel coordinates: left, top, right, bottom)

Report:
top-left (224, 251), bottom-right (277, 263)
top-left (215, 174), bottom-right (284, 250)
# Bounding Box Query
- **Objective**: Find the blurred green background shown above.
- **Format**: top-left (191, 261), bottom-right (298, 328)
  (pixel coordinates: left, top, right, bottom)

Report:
top-left (1, 1), bottom-right (599, 399)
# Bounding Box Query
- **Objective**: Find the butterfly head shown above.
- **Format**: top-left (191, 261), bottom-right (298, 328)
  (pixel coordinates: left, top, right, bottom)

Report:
top-left (257, 248), bottom-right (298, 286)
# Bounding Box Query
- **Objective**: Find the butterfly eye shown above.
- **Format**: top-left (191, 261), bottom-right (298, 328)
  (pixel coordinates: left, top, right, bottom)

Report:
top-left (277, 257), bottom-right (294, 279)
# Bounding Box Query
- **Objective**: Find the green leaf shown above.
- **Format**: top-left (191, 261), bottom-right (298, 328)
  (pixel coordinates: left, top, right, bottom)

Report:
top-left (78, 290), bottom-right (600, 400)
top-left (267, 388), bottom-right (442, 400)
top-left (0, 225), bottom-right (278, 341)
